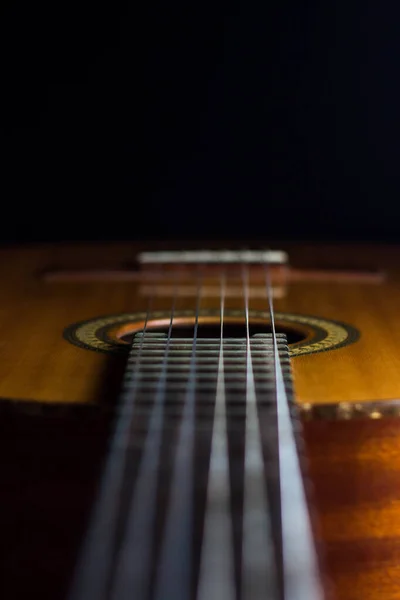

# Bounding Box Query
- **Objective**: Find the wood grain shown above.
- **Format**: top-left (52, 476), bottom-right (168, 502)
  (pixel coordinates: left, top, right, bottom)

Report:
top-left (1, 405), bottom-right (398, 600)
top-left (304, 417), bottom-right (400, 600)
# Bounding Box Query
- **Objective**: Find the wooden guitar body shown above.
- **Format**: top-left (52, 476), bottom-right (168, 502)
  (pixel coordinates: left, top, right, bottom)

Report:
top-left (1, 241), bottom-right (400, 600)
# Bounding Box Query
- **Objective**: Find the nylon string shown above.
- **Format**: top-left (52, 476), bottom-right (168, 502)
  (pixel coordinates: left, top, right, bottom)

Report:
top-left (197, 271), bottom-right (235, 600)
top-left (241, 263), bottom-right (278, 600)
top-left (109, 280), bottom-right (180, 600)
top-left (68, 296), bottom-right (155, 600)
top-left (264, 259), bottom-right (323, 600)
top-left (153, 270), bottom-right (203, 600)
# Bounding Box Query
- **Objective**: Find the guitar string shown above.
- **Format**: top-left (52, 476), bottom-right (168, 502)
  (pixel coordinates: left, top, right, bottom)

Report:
top-left (264, 260), bottom-right (323, 600)
top-left (197, 269), bottom-right (236, 600)
top-left (109, 276), bottom-right (180, 600)
top-left (68, 254), bottom-right (319, 600)
top-left (241, 262), bottom-right (278, 600)
top-left (153, 267), bottom-right (203, 600)
top-left (68, 295), bottom-right (155, 600)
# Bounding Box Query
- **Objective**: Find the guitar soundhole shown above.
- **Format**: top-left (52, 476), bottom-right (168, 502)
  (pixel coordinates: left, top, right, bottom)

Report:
top-left (64, 309), bottom-right (359, 355)
top-left (119, 321), bottom-right (307, 345)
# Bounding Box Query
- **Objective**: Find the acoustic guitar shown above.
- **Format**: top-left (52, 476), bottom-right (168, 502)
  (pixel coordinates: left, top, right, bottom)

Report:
top-left (1, 241), bottom-right (399, 600)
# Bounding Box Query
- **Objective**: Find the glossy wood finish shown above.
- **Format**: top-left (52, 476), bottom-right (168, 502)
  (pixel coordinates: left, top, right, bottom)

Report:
top-left (305, 417), bottom-right (400, 600)
top-left (2, 241), bottom-right (400, 600)
top-left (2, 404), bottom-right (399, 600)
top-left (1, 241), bottom-right (400, 405)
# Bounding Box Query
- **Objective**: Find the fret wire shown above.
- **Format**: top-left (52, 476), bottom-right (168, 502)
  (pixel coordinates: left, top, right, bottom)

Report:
top-left (134, 351), bottom-right (287, 357)
top-left (134, 375), bottom-right (291, 383)
top-left (131, 385), bottom-right (289, 395)
top-left (132, 362), bottom-right (290, 370)
top-left (132, 361), bottom-right (291, 368)
top-left (131, 368), bottom-right (291, 375)
top-left (133, 358), bottom-right (290, 366)
top-left (132, 338), bottom-right (288, 345)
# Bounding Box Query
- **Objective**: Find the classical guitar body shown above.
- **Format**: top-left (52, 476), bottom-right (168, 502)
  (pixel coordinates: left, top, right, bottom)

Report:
top-left (1, 241), bottom-right (400, 600)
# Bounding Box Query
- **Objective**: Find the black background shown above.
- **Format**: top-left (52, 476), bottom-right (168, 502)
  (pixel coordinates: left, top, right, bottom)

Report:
top-left (1, 2), bottom-right (399, 243)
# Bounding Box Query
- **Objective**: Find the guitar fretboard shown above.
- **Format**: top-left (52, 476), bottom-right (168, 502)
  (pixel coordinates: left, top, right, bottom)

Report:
top-left (113, 332), bottom-right (293, 600)
top-left (69, 332), bottom-right (299, 600)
